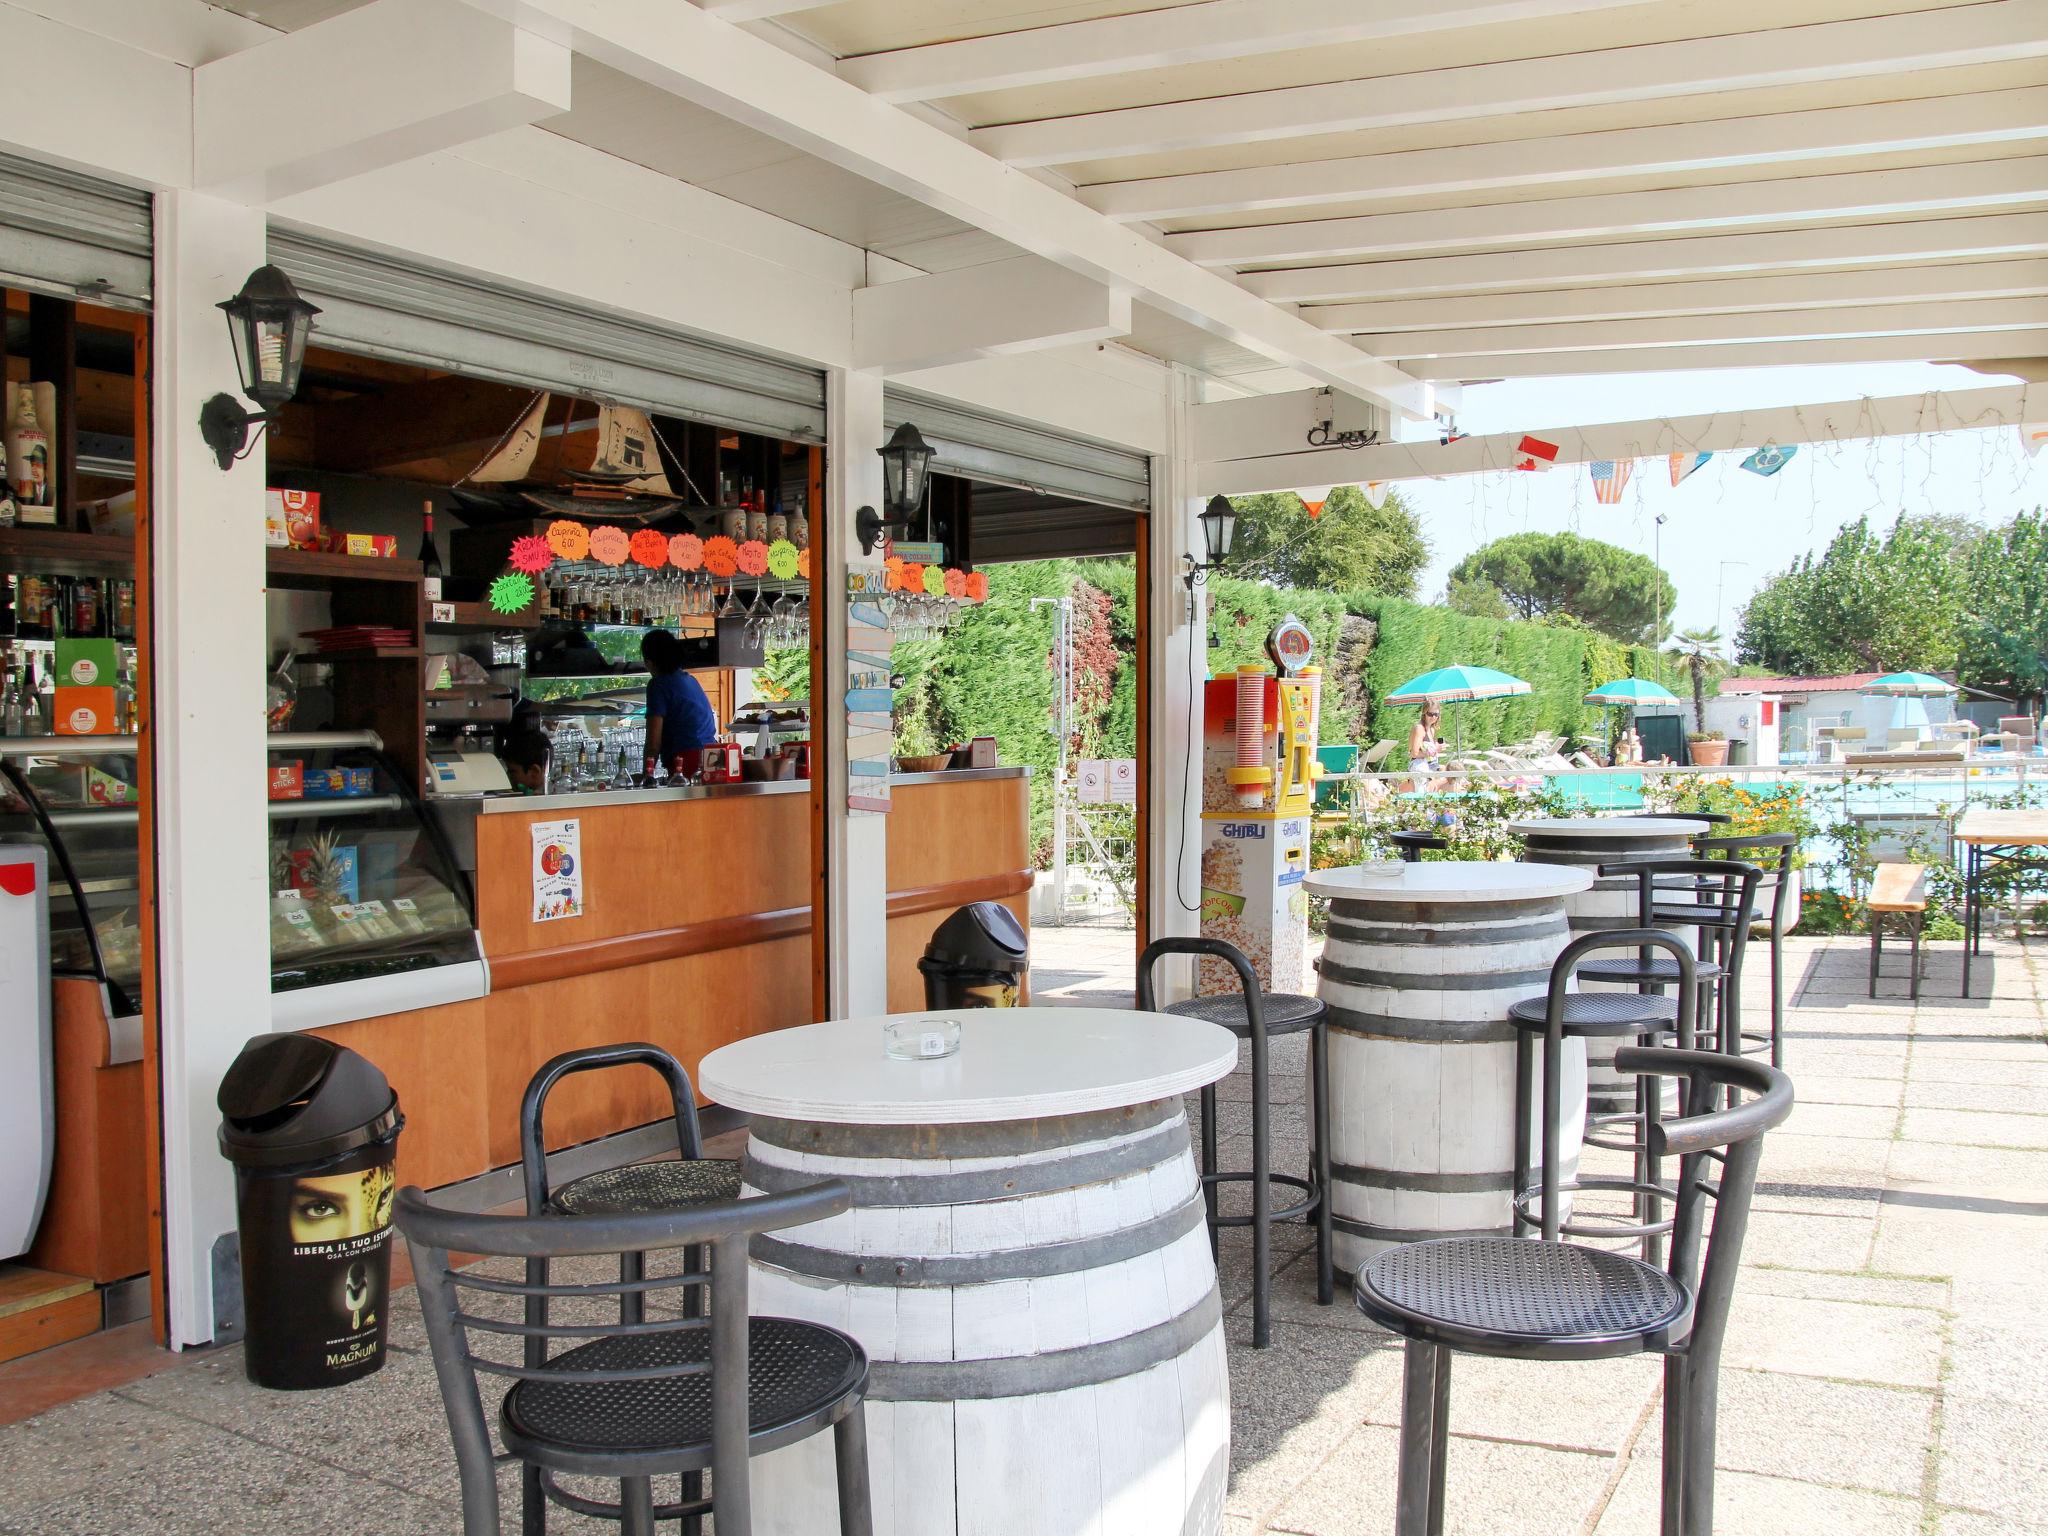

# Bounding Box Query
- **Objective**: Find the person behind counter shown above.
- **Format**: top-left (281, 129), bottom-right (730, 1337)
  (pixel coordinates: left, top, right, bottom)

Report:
top-left (641, 629), bottom-right (719, 779)
top-left (500, 729), bottom-right (553, 794)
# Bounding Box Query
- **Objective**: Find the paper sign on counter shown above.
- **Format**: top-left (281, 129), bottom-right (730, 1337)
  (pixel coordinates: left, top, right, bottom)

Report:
top-left (531, 819), bottom-right (584, 923)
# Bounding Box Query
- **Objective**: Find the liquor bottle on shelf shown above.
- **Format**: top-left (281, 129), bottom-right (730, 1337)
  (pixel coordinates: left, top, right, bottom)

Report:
top-left (0, 657), bottom-right (25, 737)
top-left (33, 652), bottom-right (55, 734)
top-left (7, 386), bottom-right (52, 526)
top-left (418, 500), bottom-right (444, 602)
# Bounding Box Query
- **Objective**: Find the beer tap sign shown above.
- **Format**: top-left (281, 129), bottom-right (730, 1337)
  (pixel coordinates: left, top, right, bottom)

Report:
top-left (1197, 616), bottom-right (1322, 995)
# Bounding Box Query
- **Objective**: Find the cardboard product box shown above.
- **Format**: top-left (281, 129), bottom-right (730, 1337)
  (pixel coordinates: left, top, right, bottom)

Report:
top-left (55, 637), bottom-right (118, 690)
top-left (344, 532), bottom-right (397, 558)
top-left (83, 489), bottom-right (136, 539)
top-left (265, 489), bottom-right (322, 549)
top-left (289, 844), bottom-right (359, 903)
top-left (53, 687), bottom-right (116, 735)
top-left (269, 761), bottom-right (304, 801)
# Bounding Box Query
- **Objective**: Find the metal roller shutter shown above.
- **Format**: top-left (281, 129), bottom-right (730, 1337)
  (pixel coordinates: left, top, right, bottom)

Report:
top-left (0, 151), bottom-right (151, 311)
top-left (885, 386), bottom-right (1150, 511)
top-left (270, 227), bottom-right (827, 443)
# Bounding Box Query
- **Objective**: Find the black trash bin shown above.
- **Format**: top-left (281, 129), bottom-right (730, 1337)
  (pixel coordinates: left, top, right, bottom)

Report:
top-left (218, 1033), bottom-right (404, 1390)
top-left (918, 901), bottom-right (1029, 1008)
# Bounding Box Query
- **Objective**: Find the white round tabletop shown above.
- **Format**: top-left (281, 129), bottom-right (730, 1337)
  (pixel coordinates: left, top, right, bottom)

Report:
top-left (698, 1008), bottom-right (1241, 1126)
top-left (1509, 816), bottom-right (1708, 837)
top-left (1304, 860), bottom-right (1594, 902)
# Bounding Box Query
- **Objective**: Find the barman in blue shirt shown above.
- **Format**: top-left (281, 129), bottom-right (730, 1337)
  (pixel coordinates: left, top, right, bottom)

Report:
top-left (639, 629), bottom-right (720, 778)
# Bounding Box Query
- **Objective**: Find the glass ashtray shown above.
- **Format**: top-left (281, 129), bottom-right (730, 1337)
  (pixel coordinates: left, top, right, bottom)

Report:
top-left (885, 1017), bottom-right (962, 1061)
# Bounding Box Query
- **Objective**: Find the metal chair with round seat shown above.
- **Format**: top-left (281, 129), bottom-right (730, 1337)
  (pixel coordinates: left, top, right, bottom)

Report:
top-left (1510, 930), bottom-right (1700, 1266)
top-left (520, 1043), bottom-right (744, 1532)
top-left (399, 1178), bottom-right (874, 1536)
top-left (1139, 936), bottom-right (1332, 1348)
top-left (1575, 859), bottom-right (1762, 1059)
top-left (1695, 833), bottom-right (1798, 1066)
top-left (1356, 1046), bottom-right (1794, 1536)
top-left (1389, 829), bottom-right (1449, 862)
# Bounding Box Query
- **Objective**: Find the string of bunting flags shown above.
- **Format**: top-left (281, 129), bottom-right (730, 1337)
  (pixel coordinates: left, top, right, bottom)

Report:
top-left (486, 518), bottom-right (989, 615)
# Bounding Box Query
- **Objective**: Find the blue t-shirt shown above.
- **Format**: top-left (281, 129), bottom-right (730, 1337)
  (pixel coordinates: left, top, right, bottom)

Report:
top-left (646, 671), bottom-right (717, 761)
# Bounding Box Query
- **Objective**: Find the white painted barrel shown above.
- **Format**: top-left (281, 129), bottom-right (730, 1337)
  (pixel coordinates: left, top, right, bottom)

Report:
top-left (1512, 818), bottom-right (1705, 1114)
top-left (742, 1099), bottom-right (1228, 1536)
top-left (1309, 866), bottom-right (1588, 1269)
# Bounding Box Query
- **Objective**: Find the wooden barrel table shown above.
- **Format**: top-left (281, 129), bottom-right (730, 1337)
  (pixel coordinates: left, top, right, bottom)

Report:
top-left (699, 1008), bottom-right (1239, 1536)
top-left (1510, 817), bottom-right (1707, 1113)
top-left (1306, 862), bottom-right (1593, 1267)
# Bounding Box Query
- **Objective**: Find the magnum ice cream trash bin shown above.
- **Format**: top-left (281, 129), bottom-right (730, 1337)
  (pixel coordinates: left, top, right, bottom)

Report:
top-left (218, 1034), bottom-right (404, 1390)
top-left (918, 901), bottom-right (1029, 1008)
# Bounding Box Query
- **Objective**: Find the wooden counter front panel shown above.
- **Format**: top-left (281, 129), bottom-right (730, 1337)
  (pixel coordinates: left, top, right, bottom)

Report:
top-left (313, 999), bottom-right (490, 1193)
top-left (885, 777), bottom-right (1032, 1012)
top-left (475, 793), bottom-right (811, 958)
top-left (27, 980), bottom-right (148, 1284)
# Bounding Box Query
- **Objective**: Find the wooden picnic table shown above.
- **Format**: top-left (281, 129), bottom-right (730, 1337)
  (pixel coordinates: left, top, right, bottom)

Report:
top-left (1954, 809), bottom-right (2048, 996)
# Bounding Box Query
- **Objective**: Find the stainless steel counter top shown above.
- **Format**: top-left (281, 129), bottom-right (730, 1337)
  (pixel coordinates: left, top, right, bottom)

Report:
top-left (439, 763), bottom-right (1028, 817)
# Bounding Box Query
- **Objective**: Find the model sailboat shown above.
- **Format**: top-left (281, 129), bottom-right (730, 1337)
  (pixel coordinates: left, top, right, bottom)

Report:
top-left (450, 391), bottom-right (687, 524)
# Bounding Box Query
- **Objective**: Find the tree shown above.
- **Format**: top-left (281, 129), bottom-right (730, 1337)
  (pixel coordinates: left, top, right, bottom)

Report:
top-left (1225, 484), bottom-right (1430, 597)
top-left (1732, 514), bottom-right (1971, 675)
top-left (1445, 575), bottom-right (1512, 621)
top-left (1668, 626), bottom-right (1723, 731)
top-left (1959, 508), bottom-right (2048, 707)
top-left (1447, 531), bottom-right (1676, 642)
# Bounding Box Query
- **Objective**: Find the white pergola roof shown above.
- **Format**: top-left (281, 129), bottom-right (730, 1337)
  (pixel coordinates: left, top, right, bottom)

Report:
top-left (216, 0), bottom-right (2048, 423)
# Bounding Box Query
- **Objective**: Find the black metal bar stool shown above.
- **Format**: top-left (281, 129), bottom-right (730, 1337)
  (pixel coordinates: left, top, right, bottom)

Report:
top-left (1578, 859), bottom-right (1762, 1059)
top-left (1389, 829), bottom-right (1449, 862)
top-left (1138, 936), bottom-right (1332, 1349)
top-left (1356, 1047), bottom-right (1795, 1536)
top-left (1510, 929), bottom-right (1699, 1264)
top-left (400, 1178), bottom-right (874, 1536)
top-left (1695, 833), bottom-right (1796, 1065)
top-left (520, 1044), bottom-right (744, 1534)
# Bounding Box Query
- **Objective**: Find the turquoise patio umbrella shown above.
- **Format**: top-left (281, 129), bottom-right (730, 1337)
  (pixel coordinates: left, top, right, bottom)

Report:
top-left (1583, 677), bottom-right (1680, 706)
top-left (1386, 664), bottom-right (1531, 754)
top-left (1864, 672), bottom-right (1955, 737)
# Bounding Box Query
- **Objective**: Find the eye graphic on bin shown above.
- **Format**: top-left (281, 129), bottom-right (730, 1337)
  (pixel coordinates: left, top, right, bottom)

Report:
top-left (289, 1166), bottom-right (396, 1244)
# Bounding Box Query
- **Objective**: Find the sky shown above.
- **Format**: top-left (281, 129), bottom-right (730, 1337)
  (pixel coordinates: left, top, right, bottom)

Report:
top-left (1390, 361), bottom-right (2046, 642)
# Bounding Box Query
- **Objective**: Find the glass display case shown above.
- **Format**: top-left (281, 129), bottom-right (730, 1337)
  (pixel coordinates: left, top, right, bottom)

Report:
top-left (0, 738), bottom-right (145, 1062)
top-left (266, 730), bottom-right (485, 1030)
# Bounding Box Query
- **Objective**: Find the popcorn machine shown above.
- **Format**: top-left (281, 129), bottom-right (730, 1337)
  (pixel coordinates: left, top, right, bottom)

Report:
top-left (1198, 616), bottom-right (1322, 994)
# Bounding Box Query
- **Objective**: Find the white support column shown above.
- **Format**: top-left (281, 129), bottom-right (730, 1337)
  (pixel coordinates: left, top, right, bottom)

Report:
top-left (1147, 367), bottom-right (1204, 993)
top-left (151, 190), bottom-right (273, 1349)
top-left (823, 367), bottom-right (889, 1017)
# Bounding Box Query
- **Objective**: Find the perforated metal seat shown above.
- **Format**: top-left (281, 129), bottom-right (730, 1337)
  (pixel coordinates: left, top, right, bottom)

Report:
top-left (502, 1317), bottom-right (868, 1462)
top-left (1507, 990), bottom-right (1678, 1036)
top-left (1165, 991), bottom-right (1325, 1037)
top-left (552, 1159), bottom-right (744, 1217)
top-left (1356, 1236), bottom-right (1692, 1360)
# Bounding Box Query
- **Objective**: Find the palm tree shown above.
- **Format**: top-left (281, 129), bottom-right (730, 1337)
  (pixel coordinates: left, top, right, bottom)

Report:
top-left (1668, 626), bottom-right (1723, 732)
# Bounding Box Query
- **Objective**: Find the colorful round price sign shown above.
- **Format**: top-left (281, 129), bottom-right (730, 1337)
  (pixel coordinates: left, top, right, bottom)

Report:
top-left (669, 533), bottom-right (704, 571)
top-left (966, 571), bottom-right (988, 602)
top-left (702, 535), bottom-right (739, 579)
top-left (736, 539), bottom-right (770, 577)
top-left (546, 520), bottom-right (589, 562)
top-left (488, 572), bottom-right (535, 614)
top-left (629, 528), bottom-right (670, 568)
top-left (921, 564), bottom-right (946, 597)
top-left (766, 538), bottom-right (800, 580)
top-left (588, 525), bottom-right (630, 567)
top-left (508, 535), bottom-right (553, 575)
top-left (943, 567), bottom-right (966, 599)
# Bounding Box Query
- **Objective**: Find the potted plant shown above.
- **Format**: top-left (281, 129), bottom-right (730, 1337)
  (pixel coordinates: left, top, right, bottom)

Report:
top-left (1687, 730), bottom-right (1729, 767)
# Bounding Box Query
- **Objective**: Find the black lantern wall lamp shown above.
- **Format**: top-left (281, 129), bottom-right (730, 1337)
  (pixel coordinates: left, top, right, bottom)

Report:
top-left (855, 421), bottom-right (937, 556)
top-left (1182, 494), bottom-right (1237, 622)
top-left (198, 265), bottom-right (320, 471)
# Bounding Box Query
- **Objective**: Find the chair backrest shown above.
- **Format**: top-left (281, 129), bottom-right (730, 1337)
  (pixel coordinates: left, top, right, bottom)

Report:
top-left (1360, 739), bottom-right (1396, 768)
top-left (521, 1043), bottom-right (707, 1215)
top-left (1694, 833), bottom-right (1796, 927)
top-left (1389, 828), bottom-right (1450, 861)
top-left (1614, 1045), bottom-right (1793, 1391)
top-left (1999, 715), bottom-right (2035, 738)
top-left (398, 1179), bottom-right (851, 1536)
top-left (1534, 928), bottom-right (1699, 1044)
top-left (1137, 935), bottom-right (1264, 1022)
top-left (1602, 858), bottom-right (1764, 1040)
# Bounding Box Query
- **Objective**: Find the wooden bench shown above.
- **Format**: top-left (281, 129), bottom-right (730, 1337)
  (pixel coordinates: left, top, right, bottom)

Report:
top-left (1868, 862), bottom-right (1928, 999)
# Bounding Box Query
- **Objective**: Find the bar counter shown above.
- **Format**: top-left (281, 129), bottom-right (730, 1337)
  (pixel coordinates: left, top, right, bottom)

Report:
top-left (306, 766), bottom-right (1031, 1192)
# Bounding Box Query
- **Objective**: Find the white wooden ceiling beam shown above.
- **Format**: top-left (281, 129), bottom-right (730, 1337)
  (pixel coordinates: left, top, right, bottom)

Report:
top-left (838, 0), bottom-right (1648, 104)
top-left (1192, 386), bottom-right (1389, 463)
top-left (1082, 88), bottom-right (2048, 223)
top-left (1197, 384), bottom-right (2036, 494)
top-left (194, 0), bottom-right (571, 203)
top-left (1366, 298), bottom-right (2048, 360)
top-left (1169, 157), bottom-right (2048, 267)
top-left (1312, 260), bottom-right (2048, 334)
top-left (450, 0), bottom-right (1433, 418)
top-left (1246, 213), bottom-right (2048, 302)
top-left (853, 256), bottom-right (1131, 373)
top-left (697, 0), bottom-right (843, 21)
top-left (1398, 330), bottom-right (2048, 380)
top-left (970, 1), bottom-right (2048, 167)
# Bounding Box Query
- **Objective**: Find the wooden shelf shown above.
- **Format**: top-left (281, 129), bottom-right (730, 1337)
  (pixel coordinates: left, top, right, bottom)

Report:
top-left (0, 527), bottom-right (134, 579)
top-left (267, 548), bottom-right (425, 591)
top-left (427, 599), bottom-right (538, 633)
top-left (310, 646), bottom-right (423, 663)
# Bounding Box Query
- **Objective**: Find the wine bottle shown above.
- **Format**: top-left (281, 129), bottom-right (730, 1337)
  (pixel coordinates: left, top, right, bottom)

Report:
top-left (8, 386), bottom-right (52, 525)
top-left (418, 500), bottom-right (444, 601)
